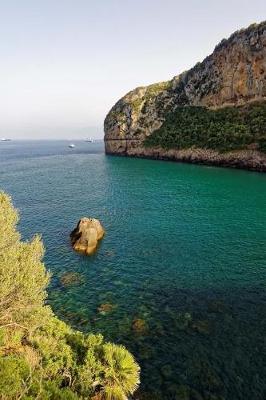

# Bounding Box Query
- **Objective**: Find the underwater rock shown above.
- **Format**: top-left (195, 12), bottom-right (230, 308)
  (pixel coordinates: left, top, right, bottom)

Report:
top-left (190, 389), bottom-right (204, 400)
top-left (174, 384), bottom-right (191, 400)
top-left (197, 362), bottom-right (223, 393)
top-left (132, 318), bottom-right (148, 334)
top-left (97, 303), bottom-right (116, 315)
top-left (152, 320), bottom-right (165, 336)
top-left (175, 312), bottom-right (192, 330)
top-left (70, 217), bottom-right (105, 255)
top-left (191, 320), bottom-right (210, 335)
top-left (138, 304), bottom-right (152, 318)
top-left (60, 271), bottom-right (84, 287)
top-left (160, 364), bottom-right (173, 378)
top-left (207, 300), bottom-right (226, 314)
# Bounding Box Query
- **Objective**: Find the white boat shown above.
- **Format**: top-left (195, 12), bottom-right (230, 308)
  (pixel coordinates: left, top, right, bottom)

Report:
top-left (85, 137), bottom-right (94, 143)
top-left (68, 143), bottom-right (75, 148)
top-left (1, 138), bottom-right (11, 141)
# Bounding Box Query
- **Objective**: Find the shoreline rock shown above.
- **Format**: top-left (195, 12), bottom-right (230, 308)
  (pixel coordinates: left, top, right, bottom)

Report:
top-left (105, 141), bottom-right (266, 172)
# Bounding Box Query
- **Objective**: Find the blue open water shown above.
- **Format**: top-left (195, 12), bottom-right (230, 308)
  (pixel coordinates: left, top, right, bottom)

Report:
top-left (0, 140), bottom-right (265, 399)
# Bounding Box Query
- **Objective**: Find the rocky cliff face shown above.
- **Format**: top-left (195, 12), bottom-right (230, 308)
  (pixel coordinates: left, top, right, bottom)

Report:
top-left (104, 21), bottom-right (266, 170)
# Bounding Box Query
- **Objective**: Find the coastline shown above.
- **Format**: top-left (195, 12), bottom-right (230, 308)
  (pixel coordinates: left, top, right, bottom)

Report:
top-left (105, 140), bottom-right (266, 172)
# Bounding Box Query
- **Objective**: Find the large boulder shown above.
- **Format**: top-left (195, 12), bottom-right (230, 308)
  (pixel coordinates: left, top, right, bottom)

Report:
top-left (70, 218), bottom-right (105, 255)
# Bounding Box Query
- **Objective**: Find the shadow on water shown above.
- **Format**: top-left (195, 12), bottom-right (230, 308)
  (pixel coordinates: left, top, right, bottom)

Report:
top-left (51, 283), bottom-right (266, 400)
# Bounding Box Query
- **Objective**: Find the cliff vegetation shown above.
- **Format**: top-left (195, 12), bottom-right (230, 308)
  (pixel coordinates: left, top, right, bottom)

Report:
top-left (144, 101), bottom-right (266, 152)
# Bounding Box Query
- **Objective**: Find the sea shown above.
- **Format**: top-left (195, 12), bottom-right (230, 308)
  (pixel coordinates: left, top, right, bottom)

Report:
top-left (0, 140), bottom-right (265, 400)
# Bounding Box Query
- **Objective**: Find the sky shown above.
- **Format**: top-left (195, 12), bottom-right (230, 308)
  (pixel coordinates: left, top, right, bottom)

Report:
top-left (0, 0), bottom-right (265, 139)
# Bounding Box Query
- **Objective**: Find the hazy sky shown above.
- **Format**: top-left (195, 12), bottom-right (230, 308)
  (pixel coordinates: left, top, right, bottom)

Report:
top-left (0, 0), bottom-right (265, 139)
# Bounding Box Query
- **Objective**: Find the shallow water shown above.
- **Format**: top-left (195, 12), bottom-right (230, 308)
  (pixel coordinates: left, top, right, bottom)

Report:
top-left (0, 140), bottom-right (266, 399)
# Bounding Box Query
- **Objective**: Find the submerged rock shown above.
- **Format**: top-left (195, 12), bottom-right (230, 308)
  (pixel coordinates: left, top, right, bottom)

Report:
top-left (70, 217), bottom-right (105, 255)
top-left (97, 303), bottom-right (116, 315)
top-left (60, 271), bottom-right (84, 287)
top-left (132, 318), bottom-right (148, 335)
top-left (160, 364), bottom-right (173, 378)
top-left (174, 385), bottom-right (191, 400)
top-left (175, 312), bottom-right (192, 331)
top-left (207, 300), bottom-right (226, 314)
top-left (191, 320), bottom-right (210, 335)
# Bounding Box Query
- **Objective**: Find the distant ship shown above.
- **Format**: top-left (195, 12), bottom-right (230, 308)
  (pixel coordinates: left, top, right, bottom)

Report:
top-left (68, 143), bottom-right (75, 148)
top-left (1, 138), bottom-right (11, 141)
top-left (85, 137), bottom-right (94, 143)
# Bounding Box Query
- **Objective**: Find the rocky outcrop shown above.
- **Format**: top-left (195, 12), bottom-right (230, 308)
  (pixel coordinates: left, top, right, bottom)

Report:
top-left (105, 145), bottom-right (265, 172)
top-left (70, 218), bottom-right (105, 255)
top-left (104, 21), bottom-right (266, 171)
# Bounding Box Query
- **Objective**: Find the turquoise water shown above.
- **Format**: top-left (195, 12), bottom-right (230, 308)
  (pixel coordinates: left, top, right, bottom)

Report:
top-left (0, 140), bottom-right (266, 399)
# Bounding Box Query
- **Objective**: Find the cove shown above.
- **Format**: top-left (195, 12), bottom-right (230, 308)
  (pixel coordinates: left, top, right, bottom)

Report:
top-left (0, 140), bottom-right (265, 399)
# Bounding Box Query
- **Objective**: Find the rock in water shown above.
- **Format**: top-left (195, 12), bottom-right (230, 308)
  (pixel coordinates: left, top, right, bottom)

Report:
top-left (70, 218), bottom-right (105, 255)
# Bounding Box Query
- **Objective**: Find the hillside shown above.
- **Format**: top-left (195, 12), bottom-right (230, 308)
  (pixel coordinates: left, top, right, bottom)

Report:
top-left (104, 21), bottom-right (266, 171)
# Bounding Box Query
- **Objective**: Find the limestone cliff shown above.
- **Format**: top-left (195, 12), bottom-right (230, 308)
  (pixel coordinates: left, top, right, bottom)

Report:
top-left (104, 21), bottom-right (266, 171)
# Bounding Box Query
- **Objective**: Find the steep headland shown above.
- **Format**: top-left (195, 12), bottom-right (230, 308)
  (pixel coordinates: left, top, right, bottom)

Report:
top-left (104, 21), bottom-right (266, 171)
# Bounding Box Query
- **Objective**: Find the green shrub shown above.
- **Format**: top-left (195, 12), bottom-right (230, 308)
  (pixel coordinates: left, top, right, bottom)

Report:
top-left (0, 356), bottom-right (30, 398)
top-left (144, 101), bottom-right (266, 152)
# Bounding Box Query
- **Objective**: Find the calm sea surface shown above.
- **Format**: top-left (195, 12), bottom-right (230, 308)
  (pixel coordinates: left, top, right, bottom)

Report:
top-left (0, 140), bottom-right (266, 399)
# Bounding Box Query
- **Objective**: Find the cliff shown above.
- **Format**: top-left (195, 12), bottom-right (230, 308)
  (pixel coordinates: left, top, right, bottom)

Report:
top-left (104, 21), bottom-right (266, 171)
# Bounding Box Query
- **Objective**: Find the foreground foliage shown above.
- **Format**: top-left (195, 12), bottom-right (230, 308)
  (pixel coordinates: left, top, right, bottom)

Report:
top-left (0, 192), bottom-right (140, 399)
top-left (144, 101), bottom-right (266, 152)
